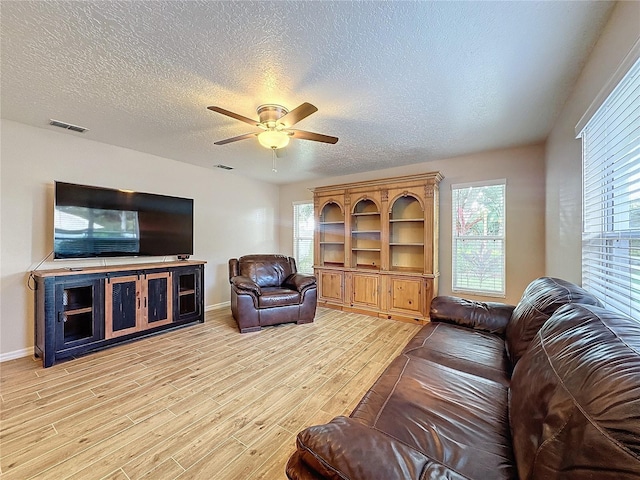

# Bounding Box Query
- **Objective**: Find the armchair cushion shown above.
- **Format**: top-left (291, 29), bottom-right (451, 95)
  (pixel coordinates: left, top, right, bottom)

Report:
top-left (284, 273), bottom-right (317, 292)
top-left (258, 288), bottom-right (301, 308)
top-left (238, 254), bottom-right (295, 288)
top-left (230, 275), bottom-right (262, 296)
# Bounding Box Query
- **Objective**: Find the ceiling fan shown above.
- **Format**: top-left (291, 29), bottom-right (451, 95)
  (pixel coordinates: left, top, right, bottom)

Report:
top-left (207, 102), bottom-right (339, 152)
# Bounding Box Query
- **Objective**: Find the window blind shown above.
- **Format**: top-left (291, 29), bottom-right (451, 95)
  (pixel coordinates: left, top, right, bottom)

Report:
top-left (580, 56), bottom-right (640, 319)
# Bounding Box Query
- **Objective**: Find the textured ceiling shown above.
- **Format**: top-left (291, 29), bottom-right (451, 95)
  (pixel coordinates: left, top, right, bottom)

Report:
top-left (1, 1), bottom-right (614, 184)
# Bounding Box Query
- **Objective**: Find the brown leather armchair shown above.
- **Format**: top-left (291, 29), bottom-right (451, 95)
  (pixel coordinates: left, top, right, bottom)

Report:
top-left (229, 254), bottom-right (317, 333)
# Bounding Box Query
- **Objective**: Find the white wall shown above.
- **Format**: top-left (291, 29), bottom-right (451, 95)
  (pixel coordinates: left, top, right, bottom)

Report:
top-left (545, 1), bottom-right (640, 282)
top-left (0, 120), bottom-right (280, 359)
top-left (279, 144), bottom-right (546, 306)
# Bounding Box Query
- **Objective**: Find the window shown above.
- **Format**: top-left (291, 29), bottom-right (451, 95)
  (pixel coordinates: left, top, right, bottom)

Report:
top-left (579, 56), bottom-right (640, 319)
top-left (452, 180), bottom-right (506, 296)
top-left (293, 202), bottom-right (314, 274)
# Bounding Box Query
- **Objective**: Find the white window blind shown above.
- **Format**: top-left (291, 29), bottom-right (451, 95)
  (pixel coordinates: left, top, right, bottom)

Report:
top-left (580, 56), bottom-right (640, 320)
top-left (293, 202), bottom-right (314, 274)
top-left (452, 179), bottom-right (506, 296)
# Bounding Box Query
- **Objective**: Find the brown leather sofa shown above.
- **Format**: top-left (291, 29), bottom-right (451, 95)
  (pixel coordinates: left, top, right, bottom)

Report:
top-left (286, 277), bottom-right (640, 479)
top-left (229, 254), bottom-right (317, 333)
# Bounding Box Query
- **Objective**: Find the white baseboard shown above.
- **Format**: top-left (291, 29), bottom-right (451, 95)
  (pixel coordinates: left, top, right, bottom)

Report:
top-left (205, 301), bottom-right (230, 312)
top-left (0, 347), bottom-right (35, 362)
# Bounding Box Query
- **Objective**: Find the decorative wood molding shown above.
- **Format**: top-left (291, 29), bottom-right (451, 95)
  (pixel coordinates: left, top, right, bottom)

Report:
top-left (425, 185), bottom-right (434, 198)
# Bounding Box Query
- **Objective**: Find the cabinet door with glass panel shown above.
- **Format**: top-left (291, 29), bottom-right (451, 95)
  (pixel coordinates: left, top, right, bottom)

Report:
top-left (55, 278), bottom-right (104, 352)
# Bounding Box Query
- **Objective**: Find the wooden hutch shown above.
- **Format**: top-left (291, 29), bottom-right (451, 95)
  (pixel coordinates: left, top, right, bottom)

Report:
top-left (313, 172), bottom-right (442, 324)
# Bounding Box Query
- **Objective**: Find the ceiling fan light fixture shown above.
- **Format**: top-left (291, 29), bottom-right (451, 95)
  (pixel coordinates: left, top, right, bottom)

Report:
top-left (258, 130), bottom-right (290, 149)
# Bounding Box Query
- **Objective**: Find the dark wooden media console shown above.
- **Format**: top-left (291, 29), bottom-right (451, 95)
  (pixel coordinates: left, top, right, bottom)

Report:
top-left (33, 261), bottom-right (205, 367)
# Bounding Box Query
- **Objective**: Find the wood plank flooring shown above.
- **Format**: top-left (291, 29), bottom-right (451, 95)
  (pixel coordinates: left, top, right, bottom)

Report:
top-left (0, 308), bottom-right (421, 479)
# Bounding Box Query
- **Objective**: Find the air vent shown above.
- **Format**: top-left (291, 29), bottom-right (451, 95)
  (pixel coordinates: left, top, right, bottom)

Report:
top-left (215, 164), bottom-right (233, 170)
top-left (49, 119), bottom-right (88, 133)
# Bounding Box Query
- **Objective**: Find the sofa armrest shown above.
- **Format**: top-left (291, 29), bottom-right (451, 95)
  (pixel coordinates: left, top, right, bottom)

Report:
top-left (289, 416), bottom-right (429, 480)
top-left (230, 276), bottom-right (262, 296)
top-left (284, 273), bottom-right (317, 292)
top-left (430, 295), bottom-right (515, 335)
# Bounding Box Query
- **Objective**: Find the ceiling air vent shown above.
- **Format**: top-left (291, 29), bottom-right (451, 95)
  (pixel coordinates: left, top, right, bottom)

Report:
top-left (49, 119), bottom-right (88, 133)
top-left (215, 164), bottom-right (233, 170)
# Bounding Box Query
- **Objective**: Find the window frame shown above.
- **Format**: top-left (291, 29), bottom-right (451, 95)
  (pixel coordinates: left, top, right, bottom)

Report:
top-left (579, 53), bottom-right (640, 320)
top-left (451, 179), bottom-right (507, 297)
top-left (293, 201), bottom-right (315, 274)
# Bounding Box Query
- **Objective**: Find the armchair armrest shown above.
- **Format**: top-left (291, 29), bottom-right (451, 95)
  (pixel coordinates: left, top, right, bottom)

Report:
top-left (290, 416), bottom-right (429, 480)
top-left (430, 295), bottom-right (515, 335)
top-left (284, 273), bottom-right (317, 292)
top-left (230, 276), bottom-right (262, 296)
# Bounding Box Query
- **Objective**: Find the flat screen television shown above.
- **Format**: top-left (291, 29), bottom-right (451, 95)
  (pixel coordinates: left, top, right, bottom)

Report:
top-left (54, 181), bottom-right (193, 260)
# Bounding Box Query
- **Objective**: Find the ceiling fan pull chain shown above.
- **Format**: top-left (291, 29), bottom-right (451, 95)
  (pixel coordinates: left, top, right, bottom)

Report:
top-left (272, 149), bottom-right (278, 173)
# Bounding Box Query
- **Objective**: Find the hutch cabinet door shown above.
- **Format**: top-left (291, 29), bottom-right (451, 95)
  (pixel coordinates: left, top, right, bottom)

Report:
top-left (387, 276), bottom-right (425, 317)
top-left (317, 269), bottom-right (344, 303)
top-left (54, 278), bottom-right (104, 351)
top-left (350, 272), bottom-right (380, 308)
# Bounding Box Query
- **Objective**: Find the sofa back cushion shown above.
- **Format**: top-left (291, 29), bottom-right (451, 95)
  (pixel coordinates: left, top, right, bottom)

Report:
top-left (509, 303), bottom-right (640, 479)
top-left (238, 254), bottom-right (295, 288)
top-left (505, 277), bottom-right (602, 365)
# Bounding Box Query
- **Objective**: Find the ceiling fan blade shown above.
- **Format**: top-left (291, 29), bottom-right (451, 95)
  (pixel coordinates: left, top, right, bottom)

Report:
top-left (207, 106), bottom-right (261, 127)
top-left (279, 103), bottom-right (318, 127)
top-left (290, 129), bottom-right (339, 144)
top-left (214, 132), bottom-right (258, 145)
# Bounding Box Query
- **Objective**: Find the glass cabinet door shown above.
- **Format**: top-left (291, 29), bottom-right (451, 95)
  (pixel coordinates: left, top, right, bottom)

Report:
top-left (55, 279), bottom-right (103, 350)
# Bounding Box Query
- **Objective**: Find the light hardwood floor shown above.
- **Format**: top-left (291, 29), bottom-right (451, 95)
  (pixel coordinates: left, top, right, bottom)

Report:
top-left (0, 308), bottom-right (422, 479)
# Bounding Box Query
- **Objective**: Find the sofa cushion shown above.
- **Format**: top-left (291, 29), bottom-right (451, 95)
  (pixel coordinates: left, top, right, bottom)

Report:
top-left (402, 322), bottom-right (510, 386)
top-left (350, 355), bottom-right (516, 480)
top-left (430, 295), bottom-right (516, 335)
top-left (289, 416), bottom-right (433, 480)
top-left (505, 277), bottom-right (602, 365)
top-left (238, 254), bottom-right (294, 288)
top-left (510, 303), bottom-right (640, 480)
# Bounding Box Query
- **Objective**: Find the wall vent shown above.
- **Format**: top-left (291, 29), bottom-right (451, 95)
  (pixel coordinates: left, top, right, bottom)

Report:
top-left (215, 164), bottom-right (233, 170)
top-left (49, 119), bottom-right (88, 133)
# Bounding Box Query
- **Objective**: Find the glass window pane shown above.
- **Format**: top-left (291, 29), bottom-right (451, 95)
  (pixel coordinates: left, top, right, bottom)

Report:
top-left (452, 181), bottom-right (506, 296)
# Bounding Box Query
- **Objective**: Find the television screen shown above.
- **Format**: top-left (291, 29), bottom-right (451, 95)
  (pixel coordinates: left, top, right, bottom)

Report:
top-left (54, 182), bottom-right (193, 259)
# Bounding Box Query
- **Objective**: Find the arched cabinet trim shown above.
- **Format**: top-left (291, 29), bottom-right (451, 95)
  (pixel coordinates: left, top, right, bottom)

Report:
top-left (318, 199), bottom-right (345, 216)
top-left (350, 195), bottom-right (381, 215)
top-left (388, 192), bottom-right (425, 215)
